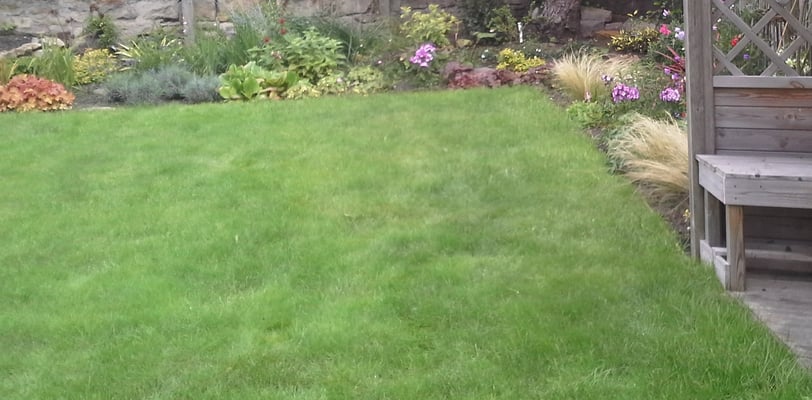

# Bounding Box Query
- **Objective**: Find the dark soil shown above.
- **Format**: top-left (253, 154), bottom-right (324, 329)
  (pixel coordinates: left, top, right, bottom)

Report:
top-left (0, 32), bottom-right (36, 52)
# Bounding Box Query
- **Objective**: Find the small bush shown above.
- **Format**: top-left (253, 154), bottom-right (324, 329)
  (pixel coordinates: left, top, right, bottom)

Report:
top-left (496, 48), bottom-right (544, 72)
top-left (218, 62), bottom-right (298, 101)
top-left (104, 71), bottom-right (163, 105)
top-left (84, 13), bottom-right (118, 48)
top-left (566, 100), bottom-right (613, 129)
top-left (251, 27), bottom-right (345, 84)
top-left (400, 5), bottom-right (459, 47)
top-left (0, 74), bottom-right (75, 112)
top-left (74, 48), bottom-right (118, 85)
top-left (610, 28), bottom-right (661, 54)
top-left (459, 0), bottom-right (503, 34)
top-left (181, 74), bottom-right (221, 104)
top-left (487, 5), bottom-right (518, 43)
top-left (607, 113), bottom-right (688, 208)
top-left (552, 51), bottom-right (635, 101)
top-left (153, 65), bottom-right (194, 100)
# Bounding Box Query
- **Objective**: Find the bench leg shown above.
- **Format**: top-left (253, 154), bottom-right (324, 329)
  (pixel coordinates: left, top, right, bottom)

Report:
top-left (726, 205), bottom-right (745, 291)
top-left (704, 191), bottom-right (723, 247)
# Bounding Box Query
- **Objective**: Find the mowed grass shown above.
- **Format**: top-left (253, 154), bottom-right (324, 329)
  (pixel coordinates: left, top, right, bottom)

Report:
top-left (1, 87), bottom-right (810, 399)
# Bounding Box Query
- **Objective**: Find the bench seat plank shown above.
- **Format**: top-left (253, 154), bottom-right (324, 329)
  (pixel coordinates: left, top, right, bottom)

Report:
top-left (697, 154), bottom-right (812, 209)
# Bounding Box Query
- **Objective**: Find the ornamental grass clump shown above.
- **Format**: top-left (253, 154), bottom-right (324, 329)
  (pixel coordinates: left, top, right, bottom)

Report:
top-left (552, 52), bottom-right (635, 101)
top-left (607, 113), bottom-right (688, 209)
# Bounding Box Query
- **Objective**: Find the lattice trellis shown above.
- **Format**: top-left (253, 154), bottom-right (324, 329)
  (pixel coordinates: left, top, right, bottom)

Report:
top-left (711, 0), bottom-right (812, 76)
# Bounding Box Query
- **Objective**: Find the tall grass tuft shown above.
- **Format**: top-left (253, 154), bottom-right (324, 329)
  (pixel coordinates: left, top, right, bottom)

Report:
top-left (607, 113), bottom-right (689, 209)
top-left (26, 44), bottom-right (76, 87)
top-left (552, 51), bottom-right (635, 101)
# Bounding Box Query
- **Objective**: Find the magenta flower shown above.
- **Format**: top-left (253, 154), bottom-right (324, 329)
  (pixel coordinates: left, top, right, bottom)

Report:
top-left (659, 24), bottom-right (672, 35)
top-left (612, 83), bottom-right (640, 103)
top-left (660, 87), bottom-right (681, 102)
top-left (409, 43), bottom-right (436, 68)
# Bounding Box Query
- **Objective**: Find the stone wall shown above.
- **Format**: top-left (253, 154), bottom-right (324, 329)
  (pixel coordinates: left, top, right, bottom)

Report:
top-left (0, 0), bottom-right (452, 40)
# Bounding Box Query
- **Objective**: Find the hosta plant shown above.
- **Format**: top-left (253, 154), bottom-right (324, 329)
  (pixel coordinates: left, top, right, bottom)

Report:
top-left (218, 62), bottom-right (298, 101)
top-left (0, 74), bottom-right (75, 112)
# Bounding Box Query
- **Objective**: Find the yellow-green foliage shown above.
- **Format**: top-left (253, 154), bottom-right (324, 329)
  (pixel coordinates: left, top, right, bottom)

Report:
top-left (0, 59), bottom-right (19, 85)
top-left (74, 49), bottom-right (118, 85)
top-left (607, 114), bottom-right (688, 208)
top-left (552, 52), bottom-right (634, 101)
top-left (610, 28), bottom-right (660, 53)
top-left (400, 5), bottom-right (459, 47)
top-left (496, 48), bottom-right (545, 72)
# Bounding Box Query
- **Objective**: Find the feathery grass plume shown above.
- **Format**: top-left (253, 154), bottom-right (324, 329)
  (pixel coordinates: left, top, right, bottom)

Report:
top-left (608, 113), bottom-right (688, 209)
top-left (552, 51), bottom-right (635, 101)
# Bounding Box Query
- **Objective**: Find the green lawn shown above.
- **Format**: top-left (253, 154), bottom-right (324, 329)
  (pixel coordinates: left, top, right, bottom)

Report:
top-left (1, 87), bottom-right (810, 399)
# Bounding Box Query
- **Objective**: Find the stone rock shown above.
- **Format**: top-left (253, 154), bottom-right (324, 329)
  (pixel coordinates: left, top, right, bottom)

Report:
top-left (0, 42), bottom-right (41, 59)
top-left (581, 6), bottom-right (612, 22)
top-left (580, 19), bottom-right (605, 37)
top-left (604, 22), bottom-right (624, 31)
top-left (35, 37), bottom-right (66, 47)
top-left (219, 22), bottom-right (236, 38)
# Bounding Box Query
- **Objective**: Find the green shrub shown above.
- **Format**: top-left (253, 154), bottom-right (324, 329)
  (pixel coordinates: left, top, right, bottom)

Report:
top-left (104, 71), bottom-right (163, 105)
top-left (152, 65), bottom-right (194, 100)
top-left (496, 48), bottom-right (544, 72)
top-left (74, 48), bottom-right (118, 85)
top-left (84, 13), bottom-right (118, 48)
top-left (282, 80), bottom-right (322, 100)
top-left (315, 72), bottom-right (349, 95)
top-left (459, 0), bottom-right (503, 34)
top-left (25, 44), bottom-right (75, 87)
top-left (610, 28), bottom-right (660, 54)
top-left (346, 65), bottom-right (385, 95)
top-left (181, 74), bottom-right (221, 104)
top-left (399, 5), bottom-right (459, 47)
top-left (0, 74), bottom-right (75, 112)
top-left (566, 100), bottom-right (613, 129)
top-left (251, 27), bottom-right (345, 84)
top-left (487, 5), bottom-right (518, 43)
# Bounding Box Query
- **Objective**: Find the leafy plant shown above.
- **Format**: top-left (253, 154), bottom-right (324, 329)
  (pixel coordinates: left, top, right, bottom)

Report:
top-left (566, 100), bottom-right (613, 129)
top-left (282, 80), bottom-right (322, 100)
top-left (218, 62), bottom-right (298, 101)
top-left (116, 34), bottom-right (183, 72)
top-left (459, 0), bottom-right (504, 34)
top-left (487, 5), bottom-right (518, 43)
top-left (400, 5), bottom-right (459, 47)
top-left (24, 44), bottom-right (76, 87)
top-left (0, 74), bottom-right (75, 112)
top-left (346, 66), bottom-right (385, 95)
top-left (0, 22), bottom-right (15, 34)
top-left (496, 48), bottom-right (544, 72)
top-left (0, 59), bottom-right (19, 84)
top-left (610, 28), bottom-right (661, 54)
top-left (74, 48), bottom-right (118, 85)
top-left (251, 28), bottom-right (345, 84)
top-left (84, 13), bottom-right (118, 48)
top-left (153, 65), bottom-right (195, 100)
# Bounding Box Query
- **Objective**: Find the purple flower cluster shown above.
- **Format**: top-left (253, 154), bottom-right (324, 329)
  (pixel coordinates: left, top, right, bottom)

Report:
top-left (660, 87), bottom-right (681, 102)
top-left (410, 43), bottom-right (436, 68)
top-left (612, 83), bottom-right (640, 103)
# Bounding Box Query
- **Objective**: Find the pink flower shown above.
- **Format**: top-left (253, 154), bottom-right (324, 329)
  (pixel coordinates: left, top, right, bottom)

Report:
top-left (659, 24), bottom-right (671, 36)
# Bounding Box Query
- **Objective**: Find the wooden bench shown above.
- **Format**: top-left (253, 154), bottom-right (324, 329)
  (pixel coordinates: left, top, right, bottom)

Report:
top-left (696, 154), bottom-right (812, 291)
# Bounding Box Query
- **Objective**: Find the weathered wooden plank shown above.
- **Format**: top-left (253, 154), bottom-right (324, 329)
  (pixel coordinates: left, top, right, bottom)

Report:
top-left (714, 76), bottom-right (812, 88)
top-left (745, 213), bottom-right (812, 241)
top-left (704, 191), bottom-right (723, 246)
top-left (725, 179), bottom-right (812, 209)
top-left (686, 0), bottom-right (715, 259)
top-left (696, 154), bottom-right (812, 179)
top-left (716, 128), bottom-right (812, 152)
top-left (714, 88), bottom-right (812, 107)
top-left (727, 205), bottom-right (746, 291)
top-left (716, 106), bottom-right (812, 130)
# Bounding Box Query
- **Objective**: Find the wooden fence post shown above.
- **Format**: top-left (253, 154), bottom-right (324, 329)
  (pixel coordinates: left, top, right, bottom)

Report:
top-left (181, 0), bottom-right (196, 46)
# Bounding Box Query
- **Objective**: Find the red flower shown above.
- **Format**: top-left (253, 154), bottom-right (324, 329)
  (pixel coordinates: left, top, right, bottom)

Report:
top-left (278, 18), bottom-right (286, 25)
top-left (263, 36), bottom-right (270, 43)
top-left (279, 28), bottom-right (287, 35)
top-left (730, 35), bottom-right (741, 47)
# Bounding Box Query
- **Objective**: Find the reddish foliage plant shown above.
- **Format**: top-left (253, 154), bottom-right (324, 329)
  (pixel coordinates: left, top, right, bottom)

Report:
top-left (0, 74), bottom-right (75, 112)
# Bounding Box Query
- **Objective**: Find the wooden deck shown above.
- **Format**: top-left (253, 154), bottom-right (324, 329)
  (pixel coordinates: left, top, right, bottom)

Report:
top-left (738, 275), bottom-right (812, 369)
